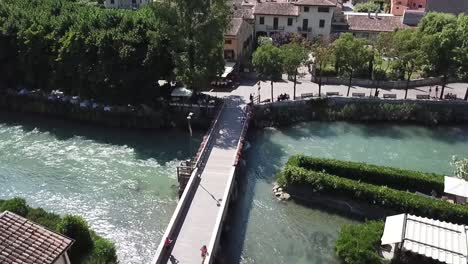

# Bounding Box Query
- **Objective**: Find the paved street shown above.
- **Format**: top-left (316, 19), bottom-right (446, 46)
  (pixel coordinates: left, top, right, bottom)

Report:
top-left (205, 72), bottom-right (468, 103)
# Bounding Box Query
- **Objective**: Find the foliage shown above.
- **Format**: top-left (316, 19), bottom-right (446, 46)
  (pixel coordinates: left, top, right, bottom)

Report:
top-left (278, 165), bottom-right (468, 224)
top-left (84, 237), bottom-right (118, 264)
top-left (252, 44), bottom-right (284, 101)
top-left (335, 221), bottom-right (386, 264)
top-left (333, 33), bottom-right (372, 95)
top-left (354, 2), bottom-right (381, 13)
top-left (452, 157), bottom-right (468, 180)
top-left (0, 0), bottom-right (228, 103)
top-left (312, 39), bottom-right (334, 95)
top-left (0, 197), bottom-right (29, 217)
top-left (258, 36), bottom-right (273, 46)
top-left (281, 42), bottom-right (309, 99)
top-left (0, 198), bottom-right (117, 263)
top-left (287, 155), bottom-right (444, 194)
top-left (58, 215), bottom-right (94, 262)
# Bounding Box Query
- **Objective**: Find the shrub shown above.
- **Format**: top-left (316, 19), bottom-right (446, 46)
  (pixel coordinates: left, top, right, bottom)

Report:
top-left (287, 155), bottom-right (444, 195)
top-left (335, 221), bottom-right (386, 264)
top-left (279, 165), bottom-right (468, 224)
top-left (84, 237), bottom-right (118, 264)
top-left (26, 207), bottom-right (61, 231)
top-left (58, 215), bottom-right (94, 262)
top-left (354, 2), bottom-right (381, 12)
top-left (0, 197), bottom-right (29, 216)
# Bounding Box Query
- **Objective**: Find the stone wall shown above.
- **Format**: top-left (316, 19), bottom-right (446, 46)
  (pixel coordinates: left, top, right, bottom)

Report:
top-left (252, 97), bottom-right (468, 127)
top-left (313, 76), bottom-right (444, 89)
top-left (0, 94), bottom-right (217, 130)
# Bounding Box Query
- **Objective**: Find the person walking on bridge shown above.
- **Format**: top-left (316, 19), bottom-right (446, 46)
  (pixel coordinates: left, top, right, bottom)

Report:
top-left (200, 245), bottom-right (209, 263)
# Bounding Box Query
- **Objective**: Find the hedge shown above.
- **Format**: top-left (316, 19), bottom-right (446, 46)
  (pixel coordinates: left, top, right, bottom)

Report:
top-left (279, 166), bottom-right (468, 224)
top-left (0, 198), bottom-right (118, 264)
top-left (286, 155), bottom-right (444, 195)
top-left (335, 221), bottom-right (387, 264)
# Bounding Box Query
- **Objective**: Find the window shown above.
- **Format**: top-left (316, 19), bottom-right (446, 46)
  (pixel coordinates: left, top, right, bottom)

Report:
top-left (225, 39), bottom-right (232, 45)
top-left (287, 17), bottom-right (293, 26)
top-left (259, 16), bottom-right (264, 25)
top-left (418, 4), bottom-right (423, 8)
top-left (319, 19), bottom-right (325, 28)
top-left (132, 0), bottom-right (136, 4)
top-left (110, 0), bottom-right (114, 4)
top-left (318, 7), bottom-right (329, 12)
top-left (304, 7), bottom-right (309, 12)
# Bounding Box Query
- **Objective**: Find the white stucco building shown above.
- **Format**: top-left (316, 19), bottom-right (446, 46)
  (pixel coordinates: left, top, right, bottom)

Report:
top-left (253, 0), bottom-right (336, 39)
top-left (104, 0), bottom-right (150, 9)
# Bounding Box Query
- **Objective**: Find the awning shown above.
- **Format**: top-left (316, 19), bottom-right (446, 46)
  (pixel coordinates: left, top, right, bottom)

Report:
top-left (221, 62), bottom-right (236, 78)
top-left (381, 214), bottom-right (405, 245)
top-left (445, 176), bottom-right (468, 198)
top-left (171, 87), bottom-right (193, 97)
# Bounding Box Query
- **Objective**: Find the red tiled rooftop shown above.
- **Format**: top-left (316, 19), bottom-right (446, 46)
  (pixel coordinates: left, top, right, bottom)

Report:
top-left (254, 2), bottom-right (299, 16)
top-left (294, 0), bottom-right (337, 6)
top-left (0, 211), bottom-right (74, 264)
top-left (346, 14), bottom-right (411, 32)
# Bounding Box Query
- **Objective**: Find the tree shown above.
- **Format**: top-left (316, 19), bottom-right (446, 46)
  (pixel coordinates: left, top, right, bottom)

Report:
top-left (353, 2), bottom-right (380, 12)
top-left (252, 44), bottom-right (284, 102)
top-left (281, 42), bottom-right (308, 100)
top-left (372, 32), bottom-right (395, 77)
top-left (452, 157), bottom-right (468, 180)
top-left (312, 39), bottom-right (333, 97)
top-left (419, 13), bottom-right (459, 99)
top-left (58, 215), bottom-right (94, 262)
top-left (393, 29), bottom-right (425, 99)
top-left (456, 15), bottom-right (468, 101)
top-left (334, 33), bottom-right (372, 97)
top-left (172, 0), bottom-right (229, 91)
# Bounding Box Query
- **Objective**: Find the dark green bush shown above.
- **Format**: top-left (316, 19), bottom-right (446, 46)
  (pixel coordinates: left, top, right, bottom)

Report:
top-left (0, 197), bottom-right (29, 216)
top-left (287, 155), bottom-right (444, 195)
top-left (26, 207), bottom-right (61, 231)
top-left (335, 221), bottom-right (386, 264)
top-left (279, 165), bottom-right (468, 224)
top-left (58, 215), bottom-right (94, 262)
top-left (85, 237), bottom-right (118, 264)
top-left (354, 2), bottom-right (381, 12)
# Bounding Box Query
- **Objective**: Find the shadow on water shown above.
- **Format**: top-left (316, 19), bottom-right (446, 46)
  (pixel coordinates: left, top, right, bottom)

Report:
top-left (219, 128), bottom-right (287, 264)
top-left (0, 111), bottom-right (201, 164)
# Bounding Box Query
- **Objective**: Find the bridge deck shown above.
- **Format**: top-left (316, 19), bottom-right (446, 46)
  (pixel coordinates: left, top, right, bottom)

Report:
top-left (167, 101), bottom-right (244, 264)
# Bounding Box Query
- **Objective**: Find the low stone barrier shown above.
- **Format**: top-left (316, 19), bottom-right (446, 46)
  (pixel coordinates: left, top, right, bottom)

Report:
top-left (314, 76), bottom-right (444, 89)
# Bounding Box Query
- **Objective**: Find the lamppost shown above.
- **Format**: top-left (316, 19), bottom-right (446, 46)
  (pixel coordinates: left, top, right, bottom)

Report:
top-left (187, 112), bottom-right (194, 167)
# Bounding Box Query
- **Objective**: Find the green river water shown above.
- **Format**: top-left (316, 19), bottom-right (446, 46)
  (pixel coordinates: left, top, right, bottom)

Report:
top-left (1, 112), bottom-right (467, 263)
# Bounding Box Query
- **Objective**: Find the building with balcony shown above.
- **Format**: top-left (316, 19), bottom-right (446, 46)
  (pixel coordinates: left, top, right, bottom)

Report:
top-left (390, 0), bottom-right (426, 16)
top-left (104, 0), bottom-right (149, 9)
top-left (253, 0), bottom-right (336, 39)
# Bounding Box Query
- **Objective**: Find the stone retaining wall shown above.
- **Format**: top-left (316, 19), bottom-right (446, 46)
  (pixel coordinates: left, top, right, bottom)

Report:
top-left (253, 97), bottom-right (468, 127)
top-left (0, 94), bottom-right (217, 130)
top-left (314, 76), bottom-right (445, 89)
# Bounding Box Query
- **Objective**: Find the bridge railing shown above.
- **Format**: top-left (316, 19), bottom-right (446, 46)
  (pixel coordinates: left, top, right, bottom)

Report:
top-left (151, 102), bottom-right (225, 264)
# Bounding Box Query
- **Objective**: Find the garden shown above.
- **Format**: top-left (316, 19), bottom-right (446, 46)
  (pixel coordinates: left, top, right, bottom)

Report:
top-left (276, 155), bottom-right (468, 264)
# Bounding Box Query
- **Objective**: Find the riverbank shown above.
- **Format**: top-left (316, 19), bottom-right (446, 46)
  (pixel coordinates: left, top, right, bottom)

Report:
top-left (0, 93), bottom-right (218, 130)
top-left (252, 97), bottom-right (468, 127)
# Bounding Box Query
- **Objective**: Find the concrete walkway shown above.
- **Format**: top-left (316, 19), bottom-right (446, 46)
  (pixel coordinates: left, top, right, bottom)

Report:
top-left (167, 98), bottom-right (245, 264)
top-left (203, 73), bottom-right (468, 103)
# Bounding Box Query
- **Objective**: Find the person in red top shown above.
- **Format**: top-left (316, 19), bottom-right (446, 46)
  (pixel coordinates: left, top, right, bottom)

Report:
top-left (164, 237), bottom-right (173, 249)
top-left (200, 245), bottom-right (209, 261)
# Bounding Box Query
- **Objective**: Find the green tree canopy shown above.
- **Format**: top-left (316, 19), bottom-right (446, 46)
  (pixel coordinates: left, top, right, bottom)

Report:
top-left (334, 33), bottom-right (372, 96)
top-left (252, 44), bottom-right (284, 102)
top-left (281, 42), bottom-right (308, 100)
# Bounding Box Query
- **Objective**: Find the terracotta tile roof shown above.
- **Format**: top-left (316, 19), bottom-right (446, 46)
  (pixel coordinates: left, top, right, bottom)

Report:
top-left (0, 211), bottom-right (74, 264)
top-left (254, 2), bottom-right (299, 16)
top-left (346, 14), bottom-right (411, 32)
top-left (426, 0), bottom-right (468, 15)
top-left (294, 0), bottom-right (337, 6)
top-left (233, 6), bottom-right (254, 19)
top-left (226, 18), bottom-right (244, 36)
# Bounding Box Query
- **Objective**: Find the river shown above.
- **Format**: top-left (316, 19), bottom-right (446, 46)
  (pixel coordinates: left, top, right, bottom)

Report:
top-left (1, 113), bottom-right (468, 263)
